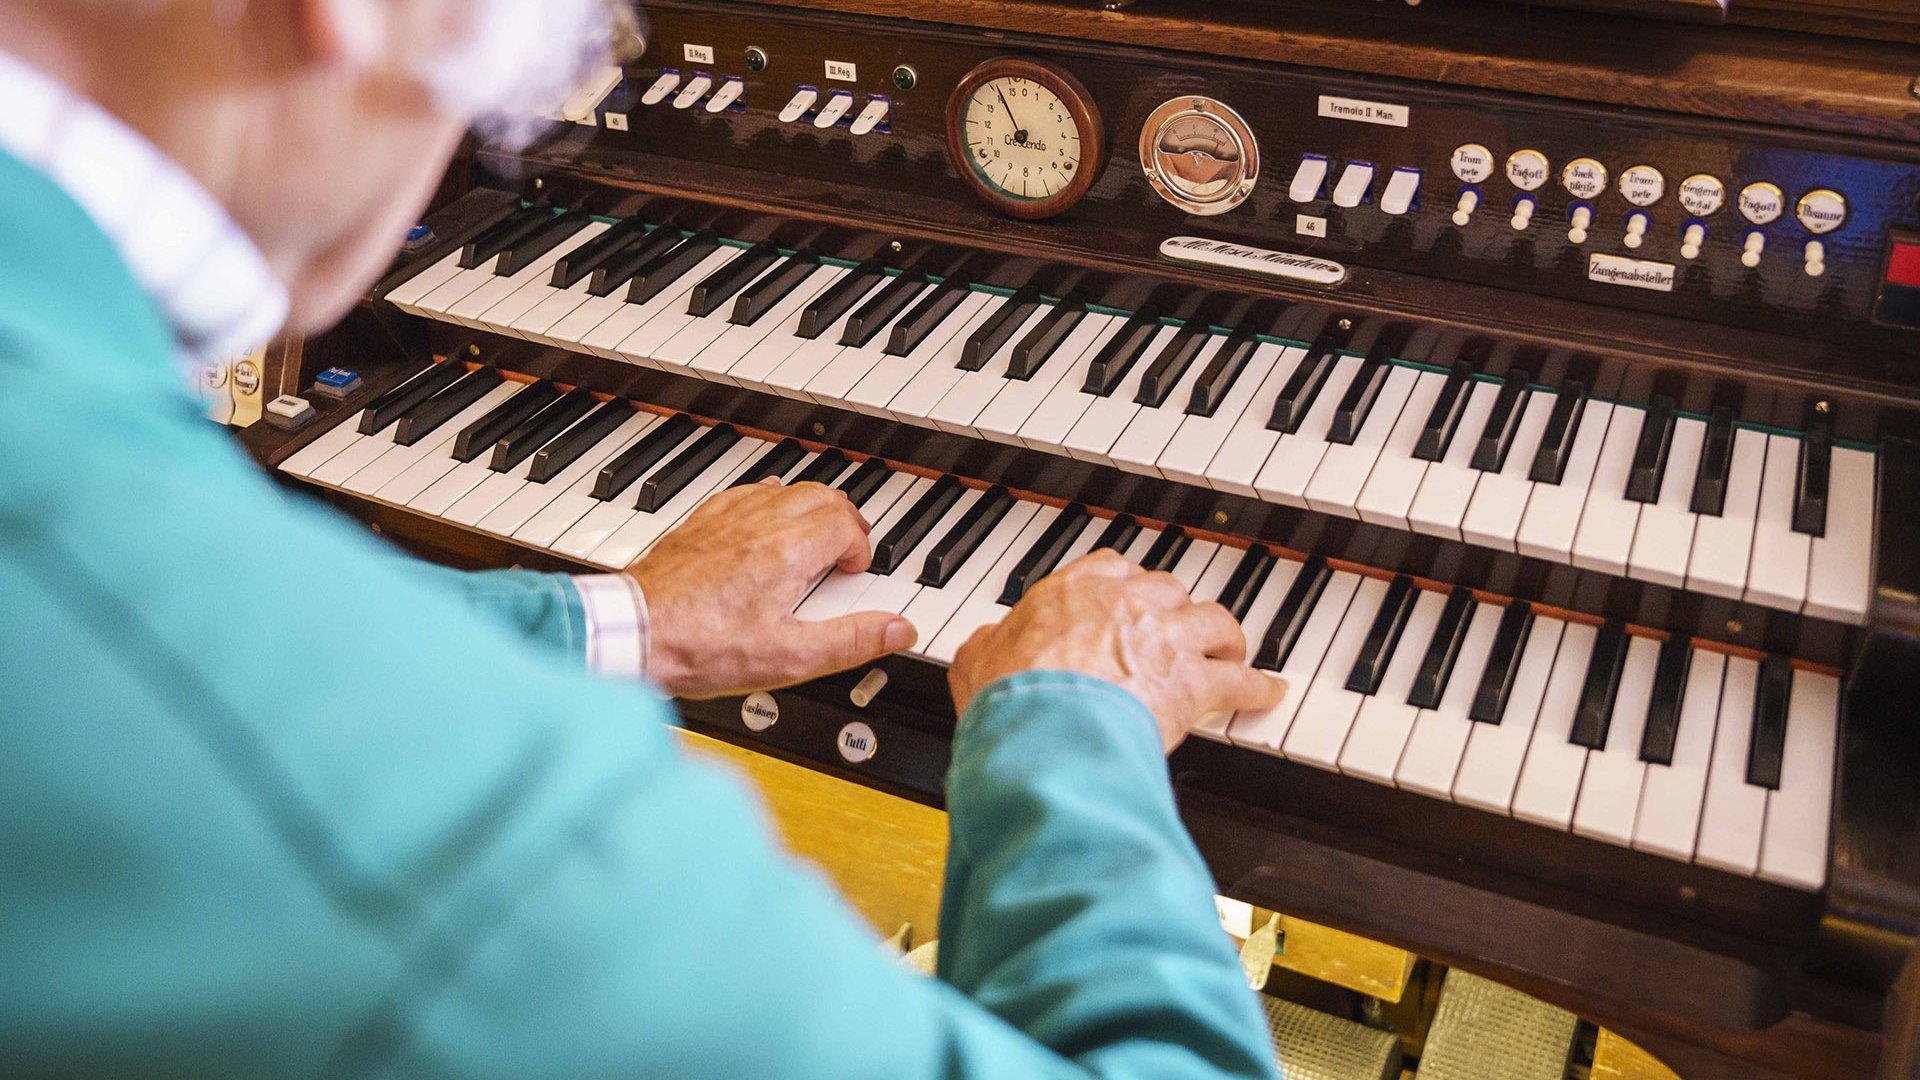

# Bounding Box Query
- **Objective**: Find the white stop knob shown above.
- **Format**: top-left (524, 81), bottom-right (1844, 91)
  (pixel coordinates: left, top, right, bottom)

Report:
top-left (1680, 223), bottom-right (1706, 260)
top-left (1568, 205), bottom-right (1592, 245)
top-left (1742, 231), bottom-right (1766, 268)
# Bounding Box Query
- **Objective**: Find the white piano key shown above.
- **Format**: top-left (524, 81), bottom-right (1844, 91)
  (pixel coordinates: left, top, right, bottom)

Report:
top-left (413, 253), bottom-right (508, 319)
top-left (1169, 538), bottom-right (1226, 593)
top-left (407, 453), bottom-right (506, 518)
top-left (511, 414), bottom-right (673, 549)
top-left (1227, 570), bottom-right (1362, 753)
top-left (385, 249), bottom-right (469, 316)
top-left (1204, 345), bottom-right (1311, 497)
top-left (471, 222), bottom-right (610, 331)
top-left (926, 304), bottom-right (1054, 435)
top-left (1569, 405), bottom-right (1646, 574)
top-left (1516, 401), bottom-right (1618, 563)
top-left (1510, 621), bottom-right (1599, 829)
top-left (1459, 388), bottom-right (1558, 550)
top-left (510, 276), bottom-right (600, 343)
top-left (1744, 433), bottom-right (1812, 611)
top-left (849, 488), bottom-right (987, 617)
top-left (764, 325), bottom-right (858, 400)
top-left (811, 290), bottom-right (988, 409)
top-left (1061, 325), bottom-right (1182, 465)
top-left (885, 295), bottom-right (1024, 425)
top-left (1396, 601), bottom-right (1508, 797)
top-left (1276, 574), bottom-right (1390, 768)
top-left (795, 476), bottom-right (936, 623)
top-left (1569, 634), bottom-right (1661, 845)
top-left (1804, 446), bottom-right (1876, 624)
top-left (652, 297), bottom-right (747, 370)
top-left (1758, 669), bottom-right (1839, 890)
top-left (1158, 341), bottom-right (1287, 486)
top-left (1686, 427), bottom-right (1767, 600)
top-left (1304, 365), bottom-right (1422, 518)
top-left (687, 265), bottom-right (844, 383)
top-left (1353, 370), bottom-right (1449, 529)
top-left (1196, 557), bottom-right (1302, 744)
top-left (310, 379), bottom-right (508, 490)
top-left (846, 293), bottom-right (1000, 417)
top-left (549, 423), bottom-right (704, 561)
top-left (1109, 334), bottom-right (1227, 476)
top-left (450, 226), bottom-right (601, 329)
top-left (579, 247), bottom-right (738, 362)
top-left (347, 382), bottom-right (525, 499)
top-left (479, 409), bottom-right (658, 538)
top-left (976, 314), bottom-right (1119, 446)
top-left (280, 409), bottom-right (372, 478)
top-left (542, 293), bottom-right (627, 349)
top-left (1405, 379), bottom-right (1501, 539)
top-left (1632, 649), bottom-right (1726, 861)
top-left (1254, 352), bottom-right (1367, 508)
top-left (1336, 588), bottom-right (1447, 784)
top-left (586, 436), bottom-right (768, 568)
top-left (725, 271), bottom-right (858, 391)
top-left (1626, 416), bottom-right (1706, 588)
top-left (899, 501), bottom-right (1042, 647)
top-left (1015, 323), bottom-right (1142, 454)
top-left (1453, 616), bottom-right (1567, 813)
top-left (1694, 656), bottom-right (1768, 876)
top-left (921, 505), bottom-right (1065, 664)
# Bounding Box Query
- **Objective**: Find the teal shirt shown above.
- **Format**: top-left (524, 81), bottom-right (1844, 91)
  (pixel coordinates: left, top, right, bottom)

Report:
top-left (0, 145), bottom-right (1276, 1079)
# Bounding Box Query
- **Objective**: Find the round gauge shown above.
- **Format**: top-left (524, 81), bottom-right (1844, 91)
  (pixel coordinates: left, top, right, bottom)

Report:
top-left (946, 58), bottom-right (1105, 220)
top-left (1139, 97), bottom-right (1259, 216)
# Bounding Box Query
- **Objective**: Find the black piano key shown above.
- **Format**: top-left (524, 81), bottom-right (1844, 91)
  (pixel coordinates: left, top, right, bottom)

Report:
top-left (1345, 575), bottom-right (1417, 695)
top-left (634, 424), bottom-right (741, 513)
top-left (872, 475), bottom-right (965, 574)
top-left (550, 217), bottom-right (649, 289)
top-left (1254, 556), bottom-right (1331, 671)
top-left (359, 361), bottom-right (465, 434)
top-left (885, 273), bottom-right (972, 356)
top-left (1407, 587), bottom-right (1475, 710)
top-left (1007, 292), bottom-right (1091, 381)
top-left (489, 388), bottom-right (597, 472)
top-left (685, 241), bottom-right (781, 318)
top-left (625, 229), bottom-right (722, 306)
top-left (1689, 406), bottom-right (1736, 516)
top-left (588, 225), bottom-right (687, 297)
top-left (1468, 603), bottom-right (1535, 723)
top-left (839, 268), bottom-right (930, 348)
top-left (1470, 370), bottom-right (1533, 473)
top-left (1081, 306), bottom-right (1164, 395)
top-left (1528, 380), bottom-right (1589, 485)
top-left (1266, 332), bottom-right (1342, 434)
top-left (960, 286), bottom-right (1046, 371)
top-left (1141, 529), bottom-right (1192, 573)
top-left (1134, 323), bottom-right (1211, 408)
top-left (1216, 547), bottom-right (1277, 622)
top-left (458, 207), bottom-right (548, 270)
top-left (1412, 361), bottom-right (1480, 462)
top-left (592, 413), bottom-right (697, 500)
top-left (450, 381), bottom-right (560, 463)
top-left (835, 458), bottom-right (893, 506)
top-left (390, 368), bottom-right (502, 445)
top-left (796, 258), bottom-right (886, 339)
top-left (1328, 348), bottom-right (1391, 445)
top-left (1638, 636), bottom-right (1694, 766)
top-left (729, 249), bottom-right (821, 326)
top-left (795, 449), bottom-right (853, 487)
top-left (1569, 619), bottom-right (1630, 750)
top-left (527, 399), bottom-right (632, 484)
top-left (1792, 409), bottom-right (1833, 537)
top-left (918, 486), bottom-right (1015, 587)
top-left (730, 438), bottom-right (808, 487)
top-left (1624, 395), bottom-right (1677, 504)
top-left (1187, 325), bottom-right (1261, 418)
top-left (1089, 514), bottom-right (1142, 554)
top-left (1746, 655), bottom-right (1792, 790)
top-left (494, 210), bottom-right (588, 277)
top-left (1001, 503), bottom-right (1092, 605)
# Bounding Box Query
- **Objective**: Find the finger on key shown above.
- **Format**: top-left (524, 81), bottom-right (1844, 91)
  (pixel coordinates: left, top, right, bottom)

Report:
top-left (1200, 659), bottom-right (1288, 714)
top-left (1178, 601), bottom-right (1249, 661)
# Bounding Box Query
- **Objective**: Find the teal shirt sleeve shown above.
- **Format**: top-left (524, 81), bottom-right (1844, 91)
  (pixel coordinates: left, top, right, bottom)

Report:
top-left (408, 563), bottom-right (589, 660)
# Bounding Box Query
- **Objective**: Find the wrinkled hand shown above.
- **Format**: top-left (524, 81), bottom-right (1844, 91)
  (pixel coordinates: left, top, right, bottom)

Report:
top-left (948, 548), bottom-right (1287, 753)
top-left (626, 479), bottom-right (916, 699)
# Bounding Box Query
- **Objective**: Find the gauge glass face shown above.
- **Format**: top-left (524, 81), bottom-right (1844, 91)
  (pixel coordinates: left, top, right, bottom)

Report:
top-left (960, 75), bottom-right (1084, 202)
top-left (1140, 97), bottom-right (1258, 216)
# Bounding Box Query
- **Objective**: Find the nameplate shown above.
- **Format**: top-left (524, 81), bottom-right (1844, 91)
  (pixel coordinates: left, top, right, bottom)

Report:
top-left (1160, 236), bottom-right (1348, 287)
top-left (1317, 95), bottom-right (1410, 128)
top-left (1587, 253), bottom-right (1677, 293)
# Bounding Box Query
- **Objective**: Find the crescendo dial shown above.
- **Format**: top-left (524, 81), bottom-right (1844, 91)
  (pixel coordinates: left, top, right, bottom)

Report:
top-left (1139, 96), bottom-right (1259, 217)
top-left (945, 57), bottom-right (1105, 220)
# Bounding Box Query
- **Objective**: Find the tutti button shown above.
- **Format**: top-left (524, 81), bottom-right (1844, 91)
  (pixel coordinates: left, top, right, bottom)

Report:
top-left (836, 721), bottom-right (878, 763)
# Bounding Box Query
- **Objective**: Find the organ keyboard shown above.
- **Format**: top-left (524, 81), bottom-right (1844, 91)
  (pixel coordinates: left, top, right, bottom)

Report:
top-left (245, 1), bottom-right (1920, 1075)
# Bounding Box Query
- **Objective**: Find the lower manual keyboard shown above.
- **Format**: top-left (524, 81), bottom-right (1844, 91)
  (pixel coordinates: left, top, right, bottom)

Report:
top-left (280, 367), bottom-right (1837, 892)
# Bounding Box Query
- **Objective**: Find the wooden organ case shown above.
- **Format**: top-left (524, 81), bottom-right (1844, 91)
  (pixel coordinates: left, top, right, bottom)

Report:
top-left (247, 1), bottom-right (1920, 1076)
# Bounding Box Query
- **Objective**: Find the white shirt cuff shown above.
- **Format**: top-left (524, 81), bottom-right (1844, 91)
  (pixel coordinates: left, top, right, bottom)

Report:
top-left (571, 573), bottom-right (650, 680)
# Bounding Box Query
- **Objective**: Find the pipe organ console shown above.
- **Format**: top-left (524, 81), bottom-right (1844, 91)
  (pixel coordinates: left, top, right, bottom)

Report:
top-left (243, 1), bottom-right (1920, 1075)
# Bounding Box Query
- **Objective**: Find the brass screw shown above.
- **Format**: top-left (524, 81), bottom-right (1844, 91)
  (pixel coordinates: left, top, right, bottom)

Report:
top-left (1337, 317), bottom-right (1353, 331)
top-left (1815, 399), bottom-right (1832, 414)
top-left (1211, 510), bottom-right (1230, 526)
top-left (889, 240), bottom-right (903, 252)
top-left (1726, 619), bottom-right (1743, 636)
top-left (1909, 76), bottom-right (1920, 100)
top-left (812, 422), bottom-right (827, 436)
top-left (467, 344), bottom-right (481, 357)
top-left (533, 177), bottom-right (544, 190)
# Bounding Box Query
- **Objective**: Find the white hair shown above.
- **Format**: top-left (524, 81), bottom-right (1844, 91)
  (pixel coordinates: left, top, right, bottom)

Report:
top-left (419, 0), bottom-right (643, 148)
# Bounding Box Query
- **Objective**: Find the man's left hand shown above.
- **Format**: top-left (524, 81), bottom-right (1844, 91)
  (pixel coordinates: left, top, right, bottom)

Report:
top-left (625, 477), bottom-right (917, 699)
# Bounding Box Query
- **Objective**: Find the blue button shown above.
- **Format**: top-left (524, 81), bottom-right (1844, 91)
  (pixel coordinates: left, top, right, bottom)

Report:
top-left (316, 366), bottom-right (360, 389)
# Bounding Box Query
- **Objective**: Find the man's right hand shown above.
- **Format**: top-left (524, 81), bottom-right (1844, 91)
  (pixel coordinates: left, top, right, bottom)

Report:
top-left (948, 548), bottom-right (1288, 753)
